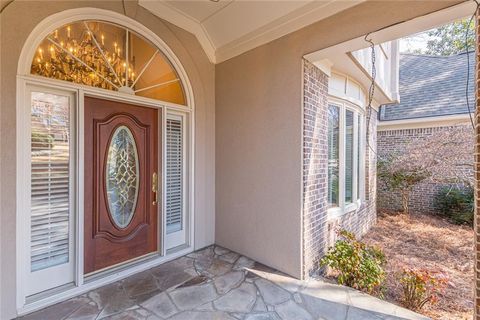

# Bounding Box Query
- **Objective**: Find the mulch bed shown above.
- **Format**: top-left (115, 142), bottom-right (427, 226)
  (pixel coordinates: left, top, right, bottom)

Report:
top-left (362, 212), bottom-right (474, 320)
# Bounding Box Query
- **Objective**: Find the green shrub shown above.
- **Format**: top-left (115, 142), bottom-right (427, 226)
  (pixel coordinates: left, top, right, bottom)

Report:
top-left (399, 268), bottom-right (447, 311)
top-left (320, 230), bottom-right (386, 294)
top-left (434, 187), bottom-right (473, 226)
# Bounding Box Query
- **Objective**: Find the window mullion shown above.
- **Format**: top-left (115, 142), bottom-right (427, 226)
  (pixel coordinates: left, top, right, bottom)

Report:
top-left (352, 113), bottom-right (359, 203)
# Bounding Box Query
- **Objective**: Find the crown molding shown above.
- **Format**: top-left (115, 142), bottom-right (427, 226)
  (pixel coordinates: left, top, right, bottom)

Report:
top-left (139, 0), bottom-right (217, 63)
top-left (140, 0), bottom-right (363, 64)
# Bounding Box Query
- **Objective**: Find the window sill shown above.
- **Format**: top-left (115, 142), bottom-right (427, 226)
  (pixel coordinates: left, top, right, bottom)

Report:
top-left (327, 199), bottom-right (362, 220)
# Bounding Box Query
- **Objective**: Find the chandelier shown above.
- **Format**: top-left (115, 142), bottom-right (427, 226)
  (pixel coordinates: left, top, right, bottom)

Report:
top-left (30, 21), bottom-right (186, 105)
top-left (32, 22), bottom-right (140, 92)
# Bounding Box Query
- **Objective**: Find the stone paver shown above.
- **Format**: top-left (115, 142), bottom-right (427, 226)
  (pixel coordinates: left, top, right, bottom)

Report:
top-left (255, 278), bottom-right (291, 305)
top-left (140, 292), bottom-right (178, 318)
top-left (18, 245), bottom-right (430, 320)
top-left (275, 300), bottom-right (313, 320)
top-left (169, 283), bottom-right (218, 310)
top-left (214, 271), bottom-right (244, 294)
top-left (214, 282), bottom-right (257, 313)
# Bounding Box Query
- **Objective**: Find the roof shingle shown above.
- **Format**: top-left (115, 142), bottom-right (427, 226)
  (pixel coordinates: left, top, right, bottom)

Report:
top-left (379, 52), bottom-right (475, 121)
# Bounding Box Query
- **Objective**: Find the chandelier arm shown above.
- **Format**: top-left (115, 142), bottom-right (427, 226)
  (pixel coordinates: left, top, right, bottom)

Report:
top-left (83, 22), bottom-right (122, 86)
top-left (130, 49), bottom-right (158, 89)
top-left (134, 78), bottom-right (179, 94)
top-left (47, 37), bottom-right (120, 89)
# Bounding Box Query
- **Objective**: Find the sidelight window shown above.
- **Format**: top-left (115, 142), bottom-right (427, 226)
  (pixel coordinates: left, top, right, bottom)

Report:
top-left (30, 92), bottom-right (72, 272)
top-left (165, 114), bottom-right (187, 249)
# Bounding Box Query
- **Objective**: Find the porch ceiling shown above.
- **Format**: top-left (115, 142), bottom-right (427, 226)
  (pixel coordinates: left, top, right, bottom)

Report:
top-left (139, 0), bottom-right (364, 63)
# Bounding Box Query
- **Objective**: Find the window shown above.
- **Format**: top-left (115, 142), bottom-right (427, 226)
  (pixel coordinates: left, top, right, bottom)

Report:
top-left (30, 21), bottom-right (186, 105)
top-left (327, 105), bottom-right (340, 207)
top-left (327, 100), bottom-right (364, 216)
top-left (165, 114), bottom-right (187, 249)
top-left (30, 92), bottom-right (72, 272)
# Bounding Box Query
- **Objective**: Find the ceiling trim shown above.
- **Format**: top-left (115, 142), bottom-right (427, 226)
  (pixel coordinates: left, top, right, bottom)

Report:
top-left (139, 0), bottom-right (217, 63)
top-left (139, 0), bottom-right (364, 64)
top-left (378, 114), bottom-right (473, 131)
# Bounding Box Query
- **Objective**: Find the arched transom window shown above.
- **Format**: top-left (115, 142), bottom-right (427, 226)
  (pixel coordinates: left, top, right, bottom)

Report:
top-left (30, 20), bottom-right (186, 105)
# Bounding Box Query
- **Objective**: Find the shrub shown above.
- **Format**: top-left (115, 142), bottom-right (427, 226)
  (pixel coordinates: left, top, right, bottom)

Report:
top-left (377, 157), bottom-right (430, 215)
top-left (434, 187), bottom-right (473, 226)
top-left (399, 268), bottom-right (447, 311)
top-left (320, 230), bottom-right (386, 294)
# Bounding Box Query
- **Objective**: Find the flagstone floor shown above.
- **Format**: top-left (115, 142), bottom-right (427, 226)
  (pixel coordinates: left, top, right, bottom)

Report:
top-left (19, 246), bottom-right (429, 320)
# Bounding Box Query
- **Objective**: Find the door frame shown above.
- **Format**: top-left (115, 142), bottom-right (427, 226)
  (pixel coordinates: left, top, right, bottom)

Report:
top-left (16, 74), bottom-right (195, 315)
top-left (15, 9), bottom-right (196, 315)
top-left (16, 75), bottom-right (195, 315)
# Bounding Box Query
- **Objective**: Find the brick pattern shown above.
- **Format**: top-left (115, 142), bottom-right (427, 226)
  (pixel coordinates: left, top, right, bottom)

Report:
top-left (302, 60), bottom-right (377, 278)
top-left (302, 60), bottom-right (329, 278)
top-left (475, 9), bottom-right (480, 320)
top-left (377, 126), bottom-right (473, 214)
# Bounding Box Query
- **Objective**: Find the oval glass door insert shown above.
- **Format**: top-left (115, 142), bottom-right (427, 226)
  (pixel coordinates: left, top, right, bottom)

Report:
top-left (106, 125), bottom-right (139, 228)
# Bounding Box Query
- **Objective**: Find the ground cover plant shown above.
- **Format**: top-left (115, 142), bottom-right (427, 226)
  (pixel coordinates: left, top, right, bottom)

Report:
top-left (363, 212), bottom-right (473, 320)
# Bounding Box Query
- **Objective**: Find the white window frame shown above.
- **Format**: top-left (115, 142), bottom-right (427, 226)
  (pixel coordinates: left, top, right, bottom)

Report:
top-left (15, 8), bottom-right (196, 316)
top-left (164, 111), bottom-right (190, 250)
top-left (327, 98), bottom-right (365, 219)
top-left (22, 85), bottom-right (77, 297)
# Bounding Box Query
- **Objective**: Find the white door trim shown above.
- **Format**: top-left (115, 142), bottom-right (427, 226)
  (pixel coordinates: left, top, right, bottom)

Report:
top-left (15, 8), bottom-right (196, 315)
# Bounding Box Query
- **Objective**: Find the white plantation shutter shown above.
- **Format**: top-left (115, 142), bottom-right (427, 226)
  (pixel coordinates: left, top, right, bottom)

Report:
top-left (30, 92), bottom-right (71, 272)
top-left (166, 117), bottom-right (183, 234)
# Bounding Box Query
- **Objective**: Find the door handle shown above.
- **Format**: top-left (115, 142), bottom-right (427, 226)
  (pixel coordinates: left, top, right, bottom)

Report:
top-left (152, 172), bottom-right (158, 205)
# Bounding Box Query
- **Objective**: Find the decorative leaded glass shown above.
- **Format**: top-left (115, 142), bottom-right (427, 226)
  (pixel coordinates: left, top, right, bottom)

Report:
top-left (106, 125), bottom-right (139, 228)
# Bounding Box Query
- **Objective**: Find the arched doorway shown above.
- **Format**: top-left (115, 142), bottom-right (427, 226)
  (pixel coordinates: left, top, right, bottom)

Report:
top-left (16, 8), bottom-right (194, 310)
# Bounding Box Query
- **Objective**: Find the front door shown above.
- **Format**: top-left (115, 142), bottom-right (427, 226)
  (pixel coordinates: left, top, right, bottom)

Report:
top-left (84, 97), bottom-right (159, 274)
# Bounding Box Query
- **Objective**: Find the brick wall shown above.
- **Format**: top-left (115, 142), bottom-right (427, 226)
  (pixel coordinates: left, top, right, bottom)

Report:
top-left (302, 60), bottom-right (329, 278)
top-left (377, 125), bottom-right (473, 214)
top-left (302, 60), bottom-right (377, 278)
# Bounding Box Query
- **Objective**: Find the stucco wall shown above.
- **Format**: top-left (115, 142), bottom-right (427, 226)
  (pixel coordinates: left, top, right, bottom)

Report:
top-left (215, 0), bottom-right (460, 279)
top-left (0, 1), bottom-right (215, 318)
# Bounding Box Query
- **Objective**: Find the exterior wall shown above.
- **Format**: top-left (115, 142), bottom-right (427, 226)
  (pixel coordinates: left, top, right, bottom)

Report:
top-left (351, 40), bottom-right (400, 102)
top-left (302, 60), bottom-right (377, 277)
top-left (377, 125), bottom-right (473, 214)
top-left (0, 1), bottom-right (215, 318)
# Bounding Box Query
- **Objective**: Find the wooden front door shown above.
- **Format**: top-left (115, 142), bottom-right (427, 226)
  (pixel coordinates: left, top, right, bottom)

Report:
top-left (84, 97), bottom-right (159, 274)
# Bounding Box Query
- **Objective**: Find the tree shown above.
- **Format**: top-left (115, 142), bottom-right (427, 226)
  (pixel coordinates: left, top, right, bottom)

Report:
top-left (425, 19), bottom-right (475, 55)
top-left (378, 157), bottom-right (430, 215)
top-left (378, 127), bottom-right (474, 215)
top-left (402, 18), bottom-right (475, 56)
